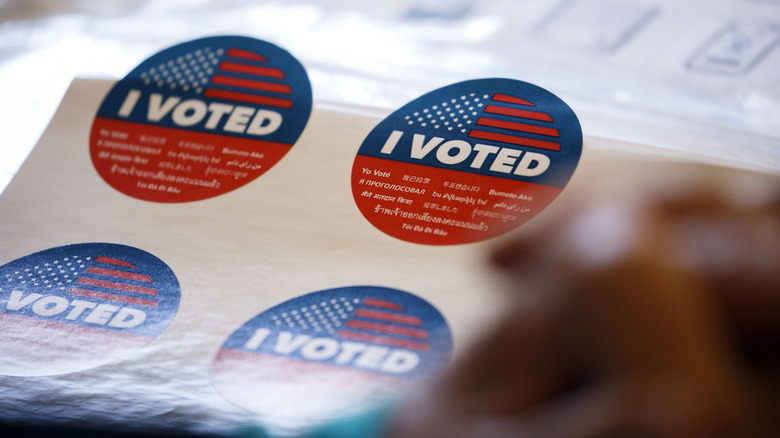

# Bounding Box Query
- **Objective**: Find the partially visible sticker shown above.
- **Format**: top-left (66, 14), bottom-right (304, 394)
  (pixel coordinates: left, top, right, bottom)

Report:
top-left (90, 36), bottom-right (312, 203)
top-left (211, 286), bottom-right (451, 425)
top-left (352, 78), bottom-right (582, 245)
top-left (0, 243), bottom-right (180, 376)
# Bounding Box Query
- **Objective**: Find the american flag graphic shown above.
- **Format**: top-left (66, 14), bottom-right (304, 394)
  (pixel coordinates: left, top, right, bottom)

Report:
top-left (269, 297), bottom-right (430, 352)
top-left (403, 92), bottom-right (561, 152)
top-left (67, 256), bottom-right (158, 308)
top-left (138, 46), bottom-right (293, 109)
top-left (4, 255), bottom-right (159, 307)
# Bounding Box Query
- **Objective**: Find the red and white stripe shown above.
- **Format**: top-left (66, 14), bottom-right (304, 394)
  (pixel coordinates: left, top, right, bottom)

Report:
top-left (468, 93), bottom-right (561, 151)
top-left (338, 298), bottom-right (430, 351)
top-left (68, 256), bottom-right (158, 307)
top-left (204, 48), bottom-right (293, 109)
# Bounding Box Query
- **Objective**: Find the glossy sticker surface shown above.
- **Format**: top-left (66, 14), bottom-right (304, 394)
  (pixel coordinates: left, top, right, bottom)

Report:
top-left (211, 286), bottom-right (451, 425)
top-left (352, 78), bottom-right (582, 245)
top-left (90, 36), bottom-right (312, 202)
top-left (0, 243), bottom-right (180, 376)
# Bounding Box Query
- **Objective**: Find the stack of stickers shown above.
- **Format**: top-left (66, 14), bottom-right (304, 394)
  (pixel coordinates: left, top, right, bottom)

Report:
top-left (0, 36), bottom-right (582, 432)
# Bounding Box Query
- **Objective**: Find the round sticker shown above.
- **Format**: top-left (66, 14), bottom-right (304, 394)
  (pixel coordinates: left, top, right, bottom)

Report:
top-left (352, 78), bottom-right (582, 245)
top-left (211, 286), bottom-right (451, 425)
top-left (0, 243), bottom-right (180, 376)
top-left (90, 36), bottom-right (312, 202)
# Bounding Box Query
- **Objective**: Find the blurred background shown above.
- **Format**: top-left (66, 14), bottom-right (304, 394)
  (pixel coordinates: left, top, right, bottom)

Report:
top-left (1, 0), bottom-right (779, 194)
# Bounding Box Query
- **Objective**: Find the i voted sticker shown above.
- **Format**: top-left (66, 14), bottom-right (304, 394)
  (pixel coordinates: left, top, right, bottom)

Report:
top-left (0, 243), bottom-right (180, 376)
top-left (352, 78), bottom-right (582, 245)
top-left (90, 36), bottom-right (312, 203)
top-left (211, 286), bottom-right (451, 425)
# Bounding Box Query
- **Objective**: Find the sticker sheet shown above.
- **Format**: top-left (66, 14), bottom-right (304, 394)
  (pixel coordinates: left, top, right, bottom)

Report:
top-left (0, 36), bottom-right (741, 435)
top-left (0, 71), bottom-right (510, 432)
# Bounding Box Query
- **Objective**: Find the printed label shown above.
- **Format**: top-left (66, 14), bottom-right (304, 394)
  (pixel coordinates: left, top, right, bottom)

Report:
top-left (687, 21), bottom-right (780, 75)
top-left (90, 36), bottom-right (312, 202)
top-left (534, 0), bottom-right (658, 52)
top-left (0, 243), bottom-right (180, 376)
top-left (211, 286), bottom-right (451, 424)
top-left (352, 78), bottom-right (582, 245)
